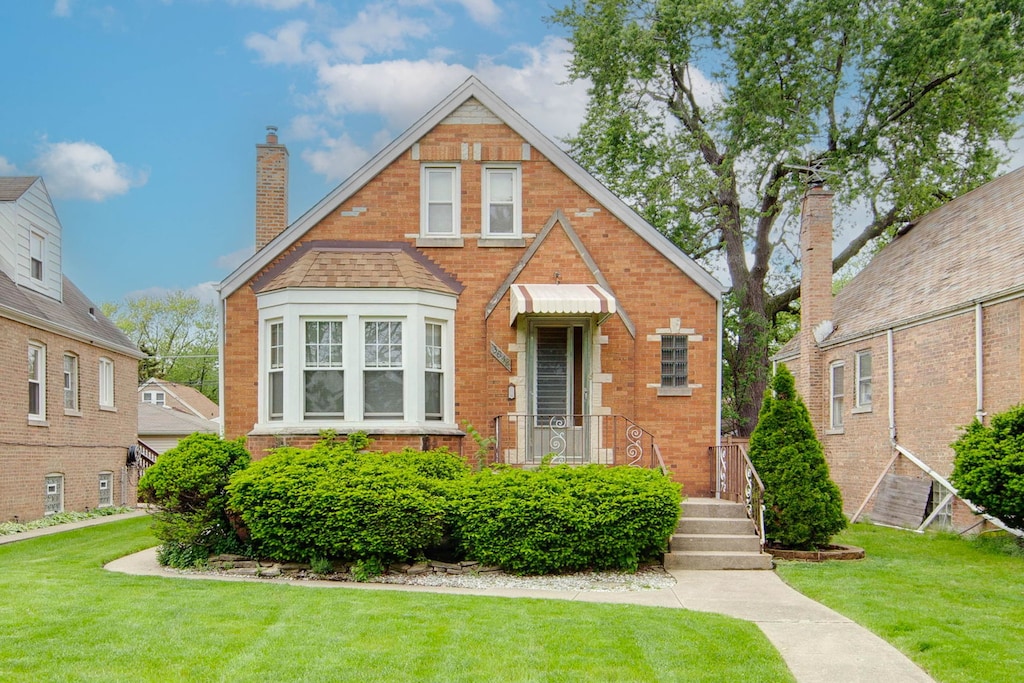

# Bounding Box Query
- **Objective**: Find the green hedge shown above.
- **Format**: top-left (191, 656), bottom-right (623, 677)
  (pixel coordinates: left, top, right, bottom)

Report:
top-left (453, 464), bottom-right (681, 574)
top-left (952, 404), bottom-right (1024, 529)
top-left (226, 434), bottom-right (469, 563)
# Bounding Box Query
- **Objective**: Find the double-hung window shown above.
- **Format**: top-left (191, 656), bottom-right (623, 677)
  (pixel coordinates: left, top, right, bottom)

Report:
top-left (99, 357), bottom-right (115, 409)
top-left (142, 390), bottom-right (165, 406)
top-left (855, 351), bottom-right (872, 411)
top-left (829, 361), bottom-right (845, 430)
top-left (482, 166), bottom-right (520, 237)
top-left (268, 321), bottom-right (284, 420)
top-left (63, 354), bottom-right (79, 411)
top-left (424, 322), bottom-right (444, 421)
top-left (422, 165), bottom-right (460, 236)
top-left (30, 231), bottom-right (44, 282)
top-left (304, 320), bottom-right (344, 419)
top-left (364, 320), bottom-right (404, 419)
top-left (28, 343), bottom-right (45, 420)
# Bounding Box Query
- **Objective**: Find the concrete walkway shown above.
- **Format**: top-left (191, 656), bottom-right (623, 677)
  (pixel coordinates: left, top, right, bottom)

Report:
top-left (0, 509), bottom-right (148, 545)
top-left (106, 546), bottom-right (935, 683)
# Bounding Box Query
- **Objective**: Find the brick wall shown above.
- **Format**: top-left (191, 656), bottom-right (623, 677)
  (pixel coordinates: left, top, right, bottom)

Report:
top-left (224, 119), bottom-right (720, 496)
top-left (0, 317), bottom-right (139, 521)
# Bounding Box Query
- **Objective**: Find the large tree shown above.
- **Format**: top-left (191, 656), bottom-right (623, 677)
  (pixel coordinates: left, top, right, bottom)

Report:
top-left (553, 0), bottom-right (1024, 434)
top-left (103, 291), bottom-right (219, 401)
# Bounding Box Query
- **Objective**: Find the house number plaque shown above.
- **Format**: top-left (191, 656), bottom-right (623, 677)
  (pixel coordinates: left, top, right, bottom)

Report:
top-left (490, 341), bottom-right (512, 371)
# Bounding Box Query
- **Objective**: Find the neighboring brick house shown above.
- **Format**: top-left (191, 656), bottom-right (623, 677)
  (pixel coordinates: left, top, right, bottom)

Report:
top-left (138, 378), bottom-right (220, 454)
top-left (0, 177), bottom-right (143, 521)
top-left (775, 170), bottom-right (1024, 531)
top-left (219, 77), bottom-right (725, 494)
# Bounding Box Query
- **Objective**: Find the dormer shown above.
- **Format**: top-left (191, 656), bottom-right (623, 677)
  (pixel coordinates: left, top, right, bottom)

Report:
top-left (0, 177), bottom-right (63, 302)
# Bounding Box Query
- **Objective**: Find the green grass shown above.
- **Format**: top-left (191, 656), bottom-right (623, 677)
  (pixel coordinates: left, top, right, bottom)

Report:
top-left (776, 523), bottom-right (1024, 683)
top-left (0, 517), bottom-right (792, 682)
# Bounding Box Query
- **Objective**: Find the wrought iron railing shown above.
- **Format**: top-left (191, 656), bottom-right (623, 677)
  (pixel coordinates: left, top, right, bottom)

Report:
top-left (492, 414), bottom-right (665, 472)
top-left (131, 439), bottom-right (159, 475)
top-left (710, 443), bottom-right (766, 549)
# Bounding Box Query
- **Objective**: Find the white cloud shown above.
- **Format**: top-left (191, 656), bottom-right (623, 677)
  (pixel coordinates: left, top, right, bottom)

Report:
top-left (453, 0), bottom-right (500, 26)
top-left (328, 5), bottom-right (432, 63)
top-left (245, 20), bottom-right (323, 66)
top-left (301, 133), bottom-right (374, 183)
top-left (33, 140), bottom-right (147, 201)
top-left (53, 0), bottom-right (73, 17)
top-left (127, 282), bottom-right (220, 306)
top-left (0, 156), bottom-right (18, 174)
top-left (215, 246), bottom-right (255, 271)
top-left (229, 0), bottom-right (314, 10)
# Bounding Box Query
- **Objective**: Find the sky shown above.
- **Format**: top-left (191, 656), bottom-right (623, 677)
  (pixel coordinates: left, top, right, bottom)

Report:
top-left (0, 0), bottom-right (590, 307)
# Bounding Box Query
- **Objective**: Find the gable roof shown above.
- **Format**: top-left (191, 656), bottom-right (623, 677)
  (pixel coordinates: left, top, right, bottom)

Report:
top-left (0, 270), bottom-right (142, 358)
top-left (138, 401), bottom-right (218, 436)
top-left (0, 177), bottom-right (38, 201)
top-left (776, 165), bottom-right (1024, 359)
top-left (219, 76), bottom-right (723, 301)
top-left (139, 378), bottom-right (219, 419)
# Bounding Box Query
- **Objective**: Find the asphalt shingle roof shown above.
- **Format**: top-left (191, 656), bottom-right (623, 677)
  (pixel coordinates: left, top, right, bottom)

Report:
top-left (0, 177), bottom-right (37, 201)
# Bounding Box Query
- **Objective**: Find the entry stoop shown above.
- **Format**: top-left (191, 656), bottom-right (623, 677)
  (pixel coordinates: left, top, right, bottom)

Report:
top-left (664, 498), bottom-right (773, 570)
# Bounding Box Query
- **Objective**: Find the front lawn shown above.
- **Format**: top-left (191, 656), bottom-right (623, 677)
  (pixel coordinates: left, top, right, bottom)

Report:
top-left (776, 523), bottom-right (1024, 683)
top-left (0, 517), bottom-right (792, 682)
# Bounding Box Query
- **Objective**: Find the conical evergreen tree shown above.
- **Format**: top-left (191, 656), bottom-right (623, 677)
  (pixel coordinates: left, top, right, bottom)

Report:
top-left (748, 366), bottom-right (846, 549)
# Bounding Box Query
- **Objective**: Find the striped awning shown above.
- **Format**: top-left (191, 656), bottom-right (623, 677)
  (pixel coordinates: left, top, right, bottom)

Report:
top-left (510, 284), bottom-right (617, 325)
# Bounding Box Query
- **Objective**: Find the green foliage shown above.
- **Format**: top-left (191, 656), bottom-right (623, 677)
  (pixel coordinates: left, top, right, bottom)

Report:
top-left (951, 404), bottom-right (1024, 529)
top-left (138, 433), bottom-right (251, 564)
top-left (553, 0), bottom-right (1024, 434)
top-left (309, 556), bottom-right (333, 575)
top-left (749, 366), bottom-right (845, 549)
top-left (351, 557), bottom-right (386, 582)
top-left (461, 420), bottom-right (496, 471)
top-left (453, 465), bottom-right (681, 574)
top-left (0, 506), bottom-right (132, 536)
top-left (226, 434), bottom-right (470, 564)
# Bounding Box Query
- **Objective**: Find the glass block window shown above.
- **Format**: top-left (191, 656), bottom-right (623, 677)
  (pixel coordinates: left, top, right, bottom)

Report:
top-left (364, 321), bottom-right (404, 418)
top-left (425, 322), bottom-right (443, 421)
top-left (304, 320), bottom-right (344, 419)
top-left (660, 335), bottom-right (689, 388)
top-left (45, 474), bottom-right (63, 515)
top-left (99, 472), bottom-right (113, 507)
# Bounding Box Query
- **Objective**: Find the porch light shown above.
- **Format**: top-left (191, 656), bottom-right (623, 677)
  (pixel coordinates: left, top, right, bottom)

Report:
top-left (508, 383), bottom-right (516, 400)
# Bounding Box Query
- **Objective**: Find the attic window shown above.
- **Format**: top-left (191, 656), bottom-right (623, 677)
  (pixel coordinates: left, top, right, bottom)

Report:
top-left (142, 391), bottom-right (165, 406)
top-left (421, 165), bottom-right (460, 237)
top-left (30, 231), bottom-right (44, 282)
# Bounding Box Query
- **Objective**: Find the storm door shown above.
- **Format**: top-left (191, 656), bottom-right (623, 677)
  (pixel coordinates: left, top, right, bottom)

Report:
top-left (530, 321), bottom-right (591, 463)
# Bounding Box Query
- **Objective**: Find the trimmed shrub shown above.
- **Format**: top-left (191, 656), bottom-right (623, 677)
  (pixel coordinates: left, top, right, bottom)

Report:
top-left (951, 404), bottom-right (1024, 530)
top-left (748, 366), bottom-right (846, 550)
top-left (137, 433), bottom-right (251, 565)
top-left (226, 433), bottom-right (470, 564)
top-left (453, 464), bottom-right (681, 574)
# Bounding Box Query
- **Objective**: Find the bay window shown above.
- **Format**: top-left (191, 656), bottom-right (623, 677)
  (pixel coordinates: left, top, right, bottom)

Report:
top-left (424, 322), bottom-right (443, 420)
top-left (304, 320), bottom-right (344, 419)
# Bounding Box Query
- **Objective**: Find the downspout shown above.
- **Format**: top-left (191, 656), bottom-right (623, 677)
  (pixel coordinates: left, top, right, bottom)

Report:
top-left (887, 328), bottom-right (896, 444)
top-left (975, 302), bottom-right (985, 422)
top-left (715, 297), bottom-right (723, 449)
top-left (218, 295), bottom-right (226, 438)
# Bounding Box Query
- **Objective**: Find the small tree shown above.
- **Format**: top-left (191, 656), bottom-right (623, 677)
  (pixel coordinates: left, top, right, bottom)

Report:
top-left (748, 366), bottom-right (846, 549)
top-left (951, 405), bottom-right (1024, 530)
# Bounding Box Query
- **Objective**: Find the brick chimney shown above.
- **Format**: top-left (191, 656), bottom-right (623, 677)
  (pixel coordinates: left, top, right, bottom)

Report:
top-left (255, 126), bottom-right (289, 250)
top-left (797, 180), bottom-right (835, 433)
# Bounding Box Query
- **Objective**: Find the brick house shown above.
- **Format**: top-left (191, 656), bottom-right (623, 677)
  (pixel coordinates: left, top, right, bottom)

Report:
top-left (775, 170), bottom-right (1024, 531)
top-left (138, 378), bottom-right (220, 454)
top-left (218, 77), bottom-right (724, 494)
top-left (0, 177), bottom-right (143, 522)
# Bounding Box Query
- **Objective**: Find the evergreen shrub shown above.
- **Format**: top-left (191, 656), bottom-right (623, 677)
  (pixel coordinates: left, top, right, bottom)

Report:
top-left (748, 366), bottom-right (846, 549)
top-left (226, 433), bottom-right (470, 563)
top-left (137, 433), bottom-right (251, 565)
top-left (453, 464), bottom-right (681, 574)
top-left (951, 404), bottom-right (1024, 530)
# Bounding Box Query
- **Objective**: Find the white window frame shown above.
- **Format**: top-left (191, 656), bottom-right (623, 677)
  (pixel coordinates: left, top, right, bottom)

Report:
top-left (303, 319), bottom-right (345, 419)
top-left (45, 473), bottom-right (63, 516)
top-left (255, 289), bottom-right (456, 431)
top-left (481, 165), bottom-right (521, 238)
top-left (63, 353), bottom-right (79, 412)
top-left (29, 342), bottom-right (46, 421)
top-left (424, 321), bottom-right (444, 421)
top-left (420, 164), bottom-right (460, 237)
top-left (268, 320), bottom-right (284, 421)
top-left (829, 361), bottom-right (845, 431)
top-left (99, 357), bottom-right (115, 409)
top-left (30, 230), bottom-right (44, 282)
top-left (363, 319), bottom-right (405, 420)
top-left (141, 390), bottom-right (165, 406)
top-left (855, 350), bottom-right (873, 412)
top-left (98, 471), bottom-right (113, 508)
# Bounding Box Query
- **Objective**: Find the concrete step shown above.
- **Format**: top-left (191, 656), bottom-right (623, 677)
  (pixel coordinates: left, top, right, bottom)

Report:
top-left (663, 550), bottom-right (774, 571)
top-left (670, 533), bottom-right (762, 554)
top-left (681, 498), bottom-right (749, 519)
top-left (676, 517), bottom-right (757, 535)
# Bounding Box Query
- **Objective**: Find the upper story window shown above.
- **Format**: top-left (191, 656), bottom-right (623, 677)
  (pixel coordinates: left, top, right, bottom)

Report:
top-left (482, 166), bottom-right (521, 237)
top-left (304, 320), bottom-right (344, 419)
top-left (30, 231), bottom-right (44, 282)
top-left (63, 353), bottom-right (79, 411)
top-left (99, 357), bottom-right (115, 409)
top-left (29, 342), bottom-right (46, 420)
top-left (421, 165), bottom-right (460, 237)
top-left (141, 390), bottom-right (165, 406)
top-left (660, 335), bottom-right (689, 389)
top-left (855, 351), bottom-right (872, 411)
top-left (829, 361), bottom-right (845, 430)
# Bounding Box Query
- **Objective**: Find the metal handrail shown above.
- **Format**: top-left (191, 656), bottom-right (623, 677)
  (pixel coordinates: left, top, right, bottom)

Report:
top-left (710, 443), bottom-right (766, 549)
top-left (491, 414), bottom-right (663, 470)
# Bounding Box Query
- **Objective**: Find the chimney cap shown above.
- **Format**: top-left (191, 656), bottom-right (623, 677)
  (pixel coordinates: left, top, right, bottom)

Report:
top-left (265, 125), bottom-right (279, 144)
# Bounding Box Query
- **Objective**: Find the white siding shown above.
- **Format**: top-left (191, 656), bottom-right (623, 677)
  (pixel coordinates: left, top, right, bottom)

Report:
top-left (15, 180), bottom-right (62, 301)
top-left (0, 201), bottom-right (16, 277)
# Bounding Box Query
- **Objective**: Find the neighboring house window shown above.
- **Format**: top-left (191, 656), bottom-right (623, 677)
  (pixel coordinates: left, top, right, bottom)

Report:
top-left (482, 166), bottom-right (520, 237)
top-left (855, 351), bottom-right (872, 410)
top-left (421, 165), bottom-right (460, 236)
top-left (98, 472), bottom-right (113, 507)
top-left (304, 320), bottom-right (344, 419)
top-left (63, 354), bottom-right (79, 411)
top-left (268, 321), bottom-right (284, 421)
top-left (30, 231), bottom-right (44, 282)
top-left (28, 342), bottom-right (45, 420)
top-left (99, 357), bottom-right (115, 409)
top-left (45, 474), bottom-right (63, 515)
top-left (364, 320), bottom-right (404, 419)
top-left (141, 391), bottom-right (165, 406)
top-left (425, 322), bottom-right (443, 421)
top-left (830, 361), bottom-right (845, 430)
top-left (661, 335), bottom-right (689, 388)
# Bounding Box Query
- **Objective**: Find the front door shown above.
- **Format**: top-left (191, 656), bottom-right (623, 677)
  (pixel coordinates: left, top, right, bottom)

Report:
top-left (530, 321), bottom-right (590, 463)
